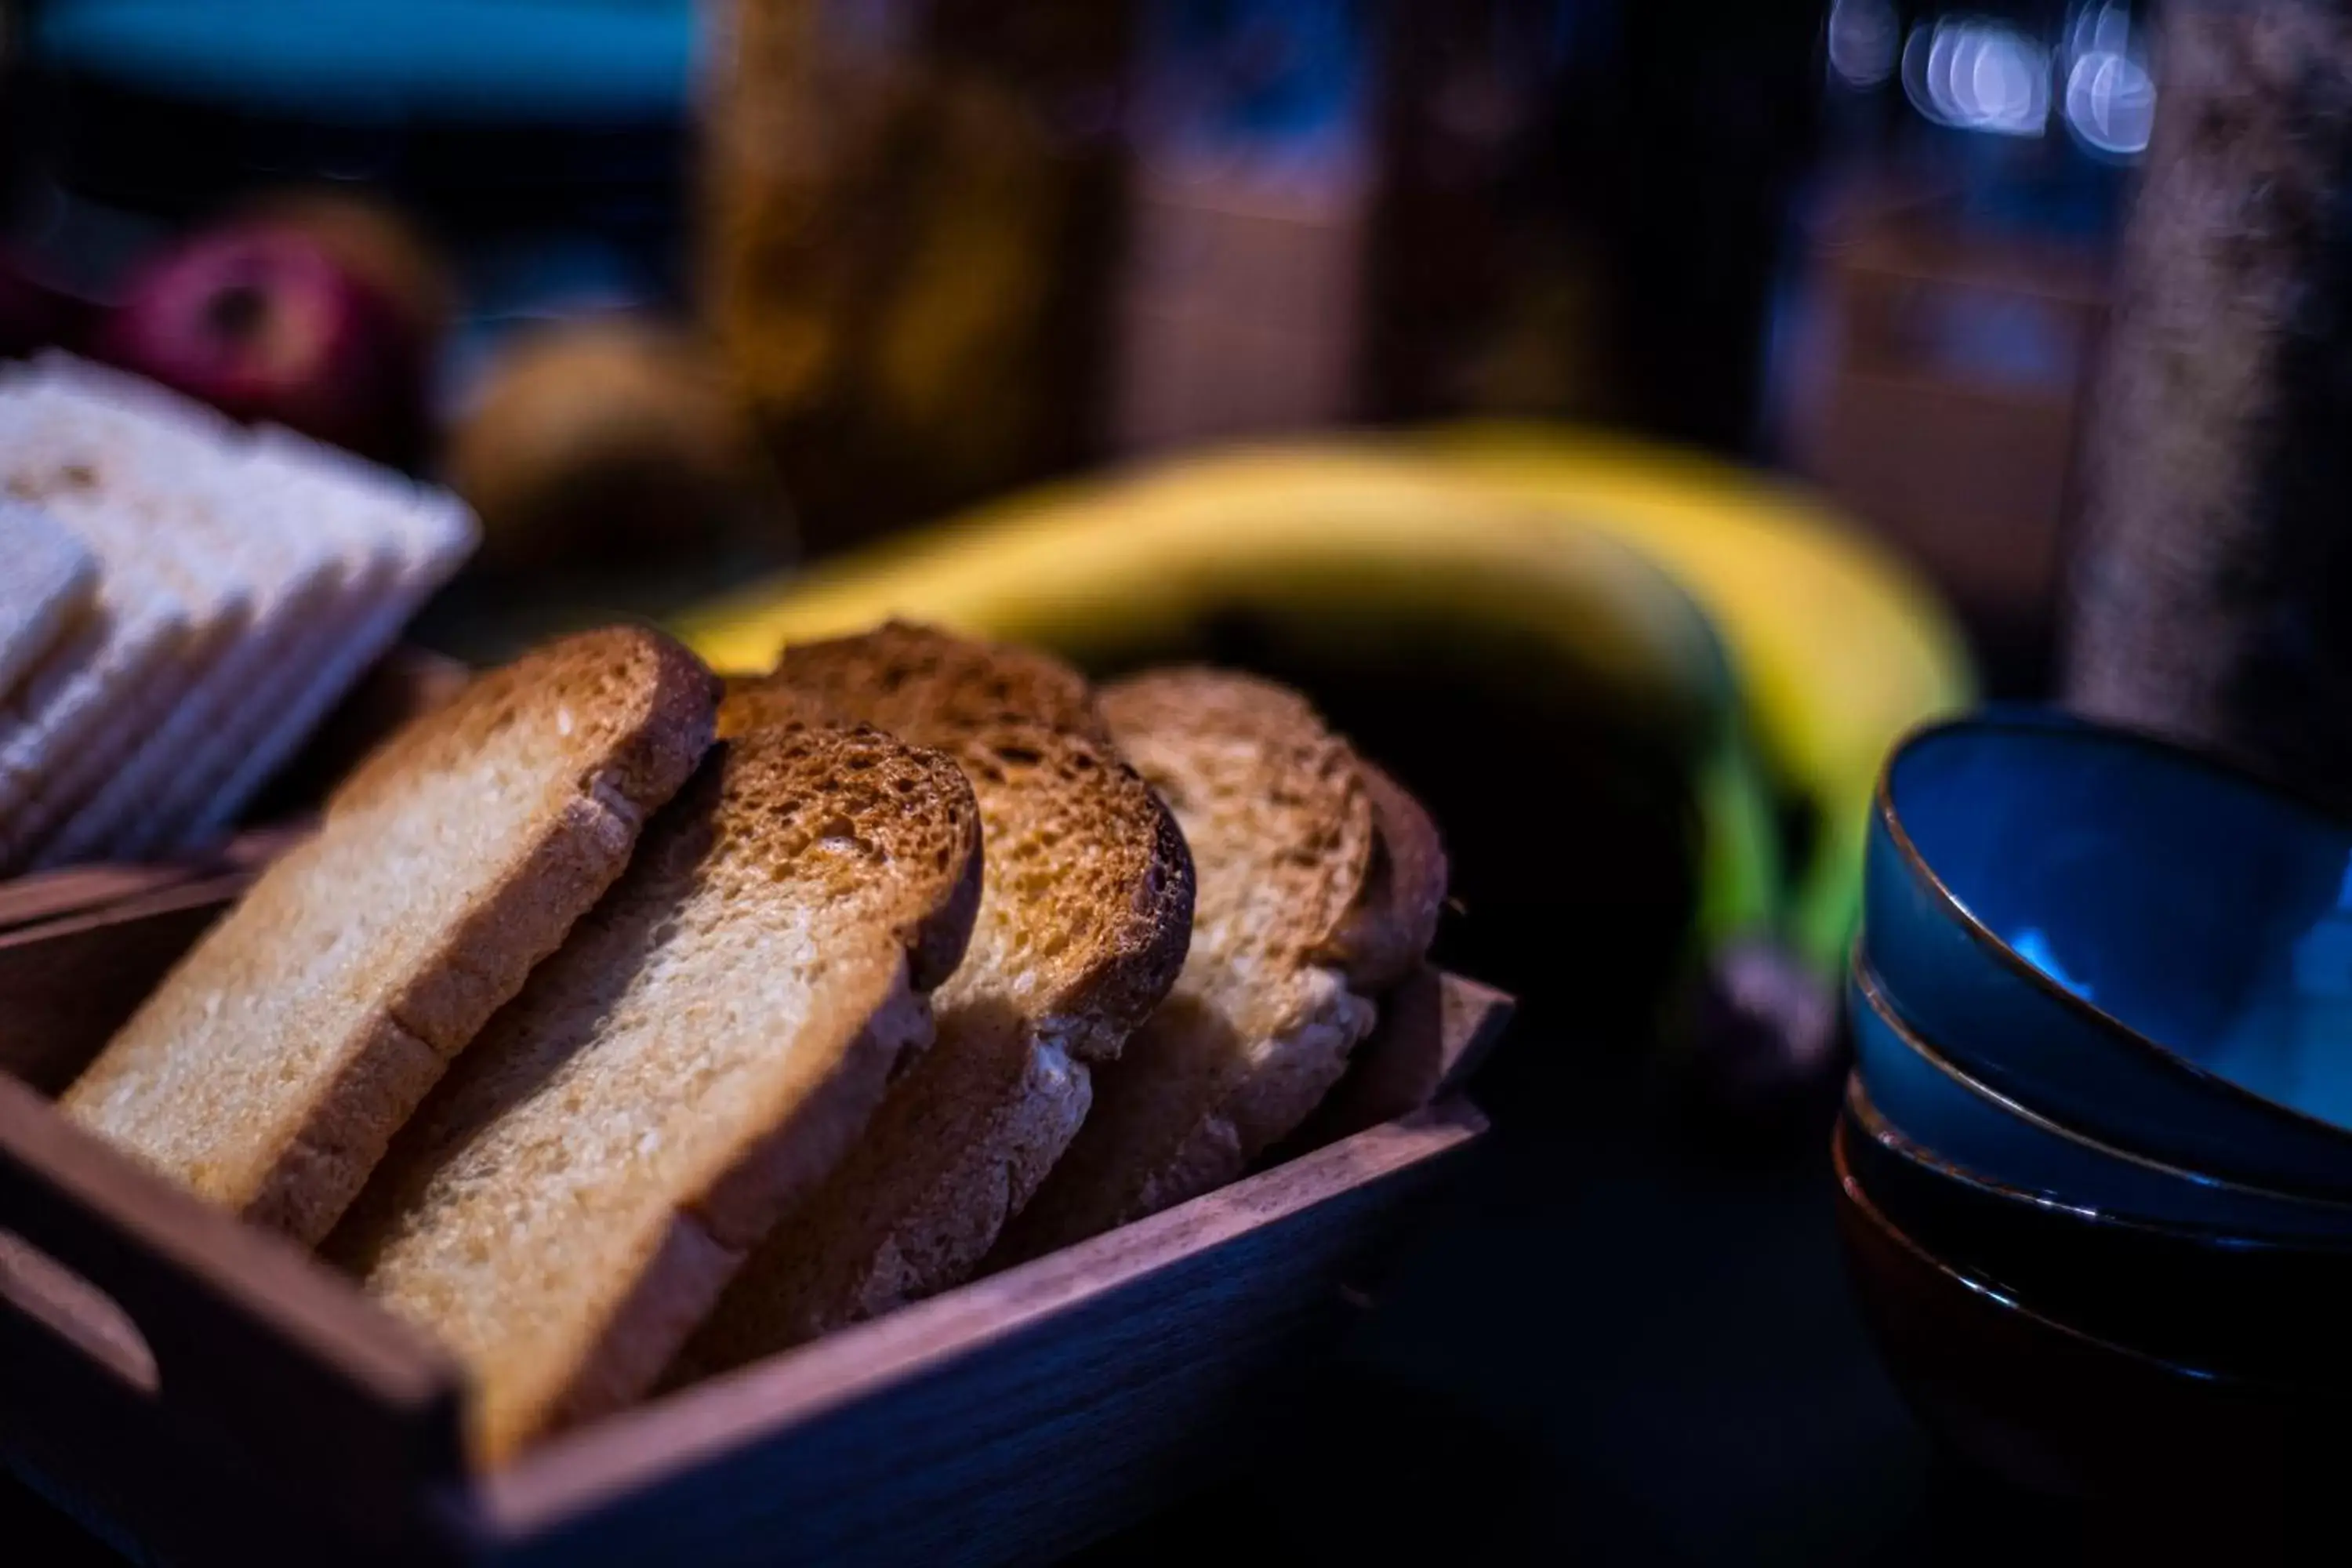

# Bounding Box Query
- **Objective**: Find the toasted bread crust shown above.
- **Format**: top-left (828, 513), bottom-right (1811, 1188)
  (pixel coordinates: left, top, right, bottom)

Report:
top-left (1096, 666), bottom-right (1376, 969)
top-left (769, 619), bottom-right (1109, 742)
top-left (666, 1000), bottom-right (1088, 1377)
top-left (765, 626), bottom-right (1192, 1051)
top-left (716, 671), bottom-right (838, 738)
top-left (993, 667), bottom-right (1444, 1259)
top-left (1058, 774), bottom-right (1196, 1052)
top-left (931, 718), bottom-right (1195, 1056)
top-left (1320, 759), bottom-right (1448, 993)
top-left (672, 625), bottom-right (1191, 1370)
top-left (334, 723), bottom-right (982, 1461)
top-left (64, 626), bottom-right (718, 1245)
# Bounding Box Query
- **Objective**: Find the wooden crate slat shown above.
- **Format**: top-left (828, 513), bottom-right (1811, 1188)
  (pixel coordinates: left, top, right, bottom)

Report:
top-left (0, 1071), bottom-right (467, 1550)
top-left (0, 873), bottom-right (249, 1094)
top-left (0, 862), bottom-right (203, 935)
top-left (1276, 967), bottom-right (1513, 1153)
top-left (481, 1099), bottom-right (1487, 1566)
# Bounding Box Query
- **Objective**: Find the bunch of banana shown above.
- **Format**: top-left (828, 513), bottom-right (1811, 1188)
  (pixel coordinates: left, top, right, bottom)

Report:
top-left (1420, 423), bottom-right (1975, 978)
top-left (677, 434), bottom-right (1969, 1050)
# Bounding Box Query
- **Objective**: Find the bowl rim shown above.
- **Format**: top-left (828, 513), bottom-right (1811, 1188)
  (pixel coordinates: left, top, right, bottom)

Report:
top-left (1874, 708), bottom-right (2352, 1152)
top-left (1848, 956), bottom-right (2352, 1228)
top-left (1831, 1111), bottom-right (2250, 1385)
top-left (1846, 1068), bottom-right (2352, 1255)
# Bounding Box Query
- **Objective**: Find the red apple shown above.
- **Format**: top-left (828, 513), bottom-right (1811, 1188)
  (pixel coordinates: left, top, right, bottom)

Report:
top-left (97, 223), bottom-right (430, 464)
top-left (237, 191), bottom-right (454, 350)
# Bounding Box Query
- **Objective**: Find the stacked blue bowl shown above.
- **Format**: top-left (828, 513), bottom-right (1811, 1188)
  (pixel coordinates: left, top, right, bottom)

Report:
top-left (1840, 710), bottom-right (2352, 1498)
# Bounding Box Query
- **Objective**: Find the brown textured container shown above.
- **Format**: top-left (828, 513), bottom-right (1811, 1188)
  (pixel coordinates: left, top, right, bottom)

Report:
top-left (702, 0), bottom-right (1129, 554)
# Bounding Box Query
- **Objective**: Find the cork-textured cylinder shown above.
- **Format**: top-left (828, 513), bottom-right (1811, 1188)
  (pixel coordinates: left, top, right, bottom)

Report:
top-left (2066, 0), bottom-right (2352, 800)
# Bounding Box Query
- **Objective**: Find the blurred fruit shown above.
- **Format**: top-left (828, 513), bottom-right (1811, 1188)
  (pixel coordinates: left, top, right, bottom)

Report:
top-left (681, 448), bottom-right (1734, 760)
top-left (98, 222), bottom-right (429, 463)
top-left (235, 190), bottom-right (455, 348)
top-left (447, 319), bottom-right (777, 575)
top-left (1422, 423), bottom-right (1974, 978)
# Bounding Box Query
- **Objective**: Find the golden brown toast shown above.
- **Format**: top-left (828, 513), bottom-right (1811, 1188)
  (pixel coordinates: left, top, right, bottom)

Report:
top-left (64, 627), bottom-right (717, 1245)
top-left (332, 720), bottom-right (983, 1461)
top-left (670, 624), bottom-right (1192, 1374)
top-left (992, 667), bottom-right (1444, 1259)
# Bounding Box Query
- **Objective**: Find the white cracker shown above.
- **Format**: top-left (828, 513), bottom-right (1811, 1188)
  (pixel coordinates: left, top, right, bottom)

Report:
top-left (30, 354), bottom-right (393, 858)
top-left (0, 370), bottom-right (252, 853)
top-left (111, 543), bottom-right (398, 856)
top-left (0, 500), bottom-right (97, 702)
top-left (42, 554), bottom-right (352, 865)
top-left (24, 363), bottom-right (350, 867)
top-left (158, 424), bottom-right (475, 851)
top-left (24, 350), bottom-right (242, 440)
top-left (0, 389), bottom-right (193, 820)
top-left (25, 633), bottom-right (214, 847)
top-left (6, 368), bottom-right (245, 834)
top-left (0, 606), bottom-right (108, 731)
top-left (0, 375), bottom-right (258, 864)
top-left (0, 539), bottom-right (191, 869)
top-left (113, 493), bottom-right (408, 855)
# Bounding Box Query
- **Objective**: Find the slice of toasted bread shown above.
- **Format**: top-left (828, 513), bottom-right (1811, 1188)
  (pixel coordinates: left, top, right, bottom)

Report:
top-left (991, 668), bottom-right (1445, 1260)
top-left (0, 499), bottom-right (95, 704)
top-left (1327, 759), bottom-right (1451, 989)
top-left (670, 625), bottom-right (1192, 1374)
top-left (331, 721), bottom-right (982, 1463)
top-left (63, 627), bottom-right (717, 1245)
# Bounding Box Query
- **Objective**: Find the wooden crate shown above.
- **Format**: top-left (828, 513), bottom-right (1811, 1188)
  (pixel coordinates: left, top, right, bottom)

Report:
top-left (0, 858), bottom-right (1507, 1565)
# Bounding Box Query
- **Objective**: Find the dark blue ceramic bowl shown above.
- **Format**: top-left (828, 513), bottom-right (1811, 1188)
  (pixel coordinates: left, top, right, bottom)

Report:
top-left (1848, 960), bottom-right (2352, 1239)
top-left (1866, 711), bottom-right (2352, 1197)
top-left (1843, 1073), bottom-right (2352, 1384)
top-left (1831, 1113), bottom-right (2334, 1503)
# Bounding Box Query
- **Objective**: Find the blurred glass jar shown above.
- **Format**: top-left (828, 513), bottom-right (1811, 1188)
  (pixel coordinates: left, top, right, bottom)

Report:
top-left (704, 0), bottom-right (1131, 553)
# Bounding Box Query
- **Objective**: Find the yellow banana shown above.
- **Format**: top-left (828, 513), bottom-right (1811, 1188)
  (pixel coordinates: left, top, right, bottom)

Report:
top-left (684, 447), bottom-right (1727, 741)
top-left (1421, 422), bottom-right (1973, 973)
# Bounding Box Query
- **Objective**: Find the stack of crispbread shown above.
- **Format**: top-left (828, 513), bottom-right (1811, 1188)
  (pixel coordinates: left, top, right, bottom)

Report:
top-left (0, 354), bottom-right (475, 873)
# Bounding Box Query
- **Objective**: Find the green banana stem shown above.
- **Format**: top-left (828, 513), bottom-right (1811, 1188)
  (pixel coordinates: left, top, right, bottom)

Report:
top-left (1788, 811), bottom-right (1870, 982)
top-left (1691, 726), bottom-right (1785, 963)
